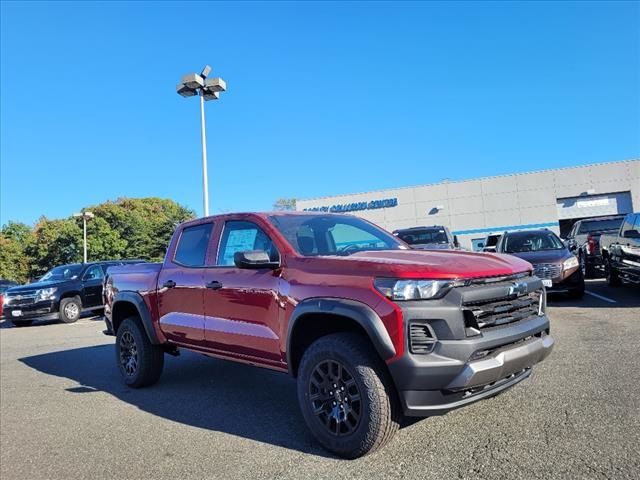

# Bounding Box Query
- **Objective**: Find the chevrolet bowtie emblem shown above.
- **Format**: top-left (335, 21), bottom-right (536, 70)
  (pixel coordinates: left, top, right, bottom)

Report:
top-left (508, 282), bottom-right (528, 296)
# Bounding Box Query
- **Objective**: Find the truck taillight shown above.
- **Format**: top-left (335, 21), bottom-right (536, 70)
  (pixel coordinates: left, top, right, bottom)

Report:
top-left (587, 234), bottom-right (597, 254)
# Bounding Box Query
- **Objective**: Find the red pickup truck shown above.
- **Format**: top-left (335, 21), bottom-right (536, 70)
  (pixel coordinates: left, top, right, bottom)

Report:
top-left (104, 212), bottom-right (554, 458)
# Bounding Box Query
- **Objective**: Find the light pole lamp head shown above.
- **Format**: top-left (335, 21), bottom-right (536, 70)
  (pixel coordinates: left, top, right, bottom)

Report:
top-left (177, 83), bottom-right (198, 97)
top-left (84, 211), bottom-right (95, 219)
top-left (201, 65), bottom-right (212, 78)
top-left (202, 90), bottom-right (220, 101)
top-left (204, 77), bottom-right (226, 92)
top-left (181, 73), bottom-right (204, 89)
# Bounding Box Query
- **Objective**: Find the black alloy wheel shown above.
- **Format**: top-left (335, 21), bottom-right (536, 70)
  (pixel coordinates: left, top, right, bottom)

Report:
top-left (308, 359), bottom-right (362, 436)
top-left (119, 331), bottom-right (138, 377)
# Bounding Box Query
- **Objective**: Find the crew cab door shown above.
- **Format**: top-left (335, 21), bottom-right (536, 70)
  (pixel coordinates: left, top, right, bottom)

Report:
top-left (156, 221), bottom-right (214, 346)
top-left (202, 219), bottom-right (284, 366)
top-left (81, 265), bottom-right (105, 308)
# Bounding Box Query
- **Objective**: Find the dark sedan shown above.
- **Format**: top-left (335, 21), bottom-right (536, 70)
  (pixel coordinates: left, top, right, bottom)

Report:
top-left (496, 229), bottom-right (585, 299)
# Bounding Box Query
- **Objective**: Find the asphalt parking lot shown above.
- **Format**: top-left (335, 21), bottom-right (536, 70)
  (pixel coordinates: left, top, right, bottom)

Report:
top-left (1, 279), bottom-right (639, 480)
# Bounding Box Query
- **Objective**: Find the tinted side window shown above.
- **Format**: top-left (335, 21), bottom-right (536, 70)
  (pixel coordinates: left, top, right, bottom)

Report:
top-left (174, 223), bottom-right (213, 267)
top-left (83, 265), bottom-right (105, 281)
top-left (217, 221), bottom-right (278, 266)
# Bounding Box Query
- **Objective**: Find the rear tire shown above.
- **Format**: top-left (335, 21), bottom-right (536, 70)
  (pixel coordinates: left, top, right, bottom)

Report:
top-left (115, 317), bottom-right (164, 388)
top-left (297, 333), bottom-right (401, 458)
top-left (59, 296), bottom-right (82, 323)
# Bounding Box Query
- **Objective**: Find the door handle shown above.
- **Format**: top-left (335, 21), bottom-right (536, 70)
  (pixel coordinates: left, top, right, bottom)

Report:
top-left (206, 280), bottom-right (223, 290)
top-left (163, 280), bottom-right (177, 289)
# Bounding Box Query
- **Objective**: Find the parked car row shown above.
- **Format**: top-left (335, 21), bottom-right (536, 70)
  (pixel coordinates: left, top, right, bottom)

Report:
top-left (2, 260), bottom-right (145, 327)
top-left (388, 213), bottom-right (639, 299)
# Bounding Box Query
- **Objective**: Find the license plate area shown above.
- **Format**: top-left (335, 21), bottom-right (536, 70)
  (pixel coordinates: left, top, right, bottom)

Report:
top-left (11, 310), bottom-right (23, 317)
top-left (542, 279), bottom-right (553, 288)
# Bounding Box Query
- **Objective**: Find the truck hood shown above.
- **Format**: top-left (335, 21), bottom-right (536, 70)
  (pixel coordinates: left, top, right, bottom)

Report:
top-left (505, 249), bottom-right (572, 265)
top-left (293, 249), bottom-right (532, 279)
top-left (6, 279), bottom-right (73, 293)
top-left (409, 243), bottom-right (451, 250)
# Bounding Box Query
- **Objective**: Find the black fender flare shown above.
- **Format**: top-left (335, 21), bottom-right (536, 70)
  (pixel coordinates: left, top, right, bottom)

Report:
top-left (286, 298), bottom-right (396, 370)
top-left (112, 291), bottom-right (160, 344)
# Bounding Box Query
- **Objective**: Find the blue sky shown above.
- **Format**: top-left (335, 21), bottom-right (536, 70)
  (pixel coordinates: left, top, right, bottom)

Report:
top-left (1, 1), bottom-right (639, 225)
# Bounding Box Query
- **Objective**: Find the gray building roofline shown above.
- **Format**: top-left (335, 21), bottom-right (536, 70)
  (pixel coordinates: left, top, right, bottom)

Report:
top-left (298, 157), bottom-right (640, 203)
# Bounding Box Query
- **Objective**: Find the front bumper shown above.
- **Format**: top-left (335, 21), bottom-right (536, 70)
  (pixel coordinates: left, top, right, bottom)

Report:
top-left (3, 300), bottom-right (59, 322)
top-left (547, 268), bottom-right (584, 293)
top-left (387, 275), bottom-right (554, 416)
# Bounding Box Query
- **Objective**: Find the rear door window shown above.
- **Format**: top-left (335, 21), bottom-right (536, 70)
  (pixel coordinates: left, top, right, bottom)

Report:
top-left (174, 223), bottom-right (213, 267)
top-left (83, 265), bottom-right (104, 281)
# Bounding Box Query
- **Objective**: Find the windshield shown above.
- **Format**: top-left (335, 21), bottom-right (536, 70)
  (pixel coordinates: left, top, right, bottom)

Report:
top-left (578, 218), bottom-right (624, 234)
top-left (503, 231), bottom-right (565, 253)
top-left (397, 228), bottom-right (449, 245)
top-left (269, 214), bottom-right (405, 256)
top-left (40, 265), bottom-right (83, 282)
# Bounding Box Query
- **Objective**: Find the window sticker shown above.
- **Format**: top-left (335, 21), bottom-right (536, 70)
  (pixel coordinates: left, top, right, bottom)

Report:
top-left (221, 228), bottom-right (258, 266)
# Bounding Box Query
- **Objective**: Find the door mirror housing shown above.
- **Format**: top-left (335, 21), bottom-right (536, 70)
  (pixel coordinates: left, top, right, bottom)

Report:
top-left (234, 250), bottom-right (280, 269)
top-left (623, 229), bottom-right (640, 239)
top-left (453, 235), bottom-right (460, 248)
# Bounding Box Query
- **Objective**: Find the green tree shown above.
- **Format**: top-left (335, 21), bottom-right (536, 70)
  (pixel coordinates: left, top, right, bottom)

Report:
top-left (1, 221), bottom-right (32, 243)
top-left (0, 234), bottom-right (30, 283)
top-left (25, 218), bottom-right (82, 278)
top-left (273, 198), bottom-right (297, 211)
top-left (0, 222), bottom-right (33, 282)
top-left (92, 197), bottom-right (195, 261)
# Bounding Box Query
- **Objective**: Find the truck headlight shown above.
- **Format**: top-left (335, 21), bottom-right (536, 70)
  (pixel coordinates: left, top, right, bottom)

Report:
top-left (374, 279), bottom-right (454, 300)
top-left (36, 287), bottom-right (57, 301)
top-left (562, 256), bottom-right (579, 271)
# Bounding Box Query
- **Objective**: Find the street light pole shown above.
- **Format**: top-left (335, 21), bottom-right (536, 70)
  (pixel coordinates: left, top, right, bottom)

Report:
top-left (176, 65), bottom-right (226, 217)
top-left (72, 211), bottom-right (94, 263)
top-left (199, 91), bottom-right (209, 217)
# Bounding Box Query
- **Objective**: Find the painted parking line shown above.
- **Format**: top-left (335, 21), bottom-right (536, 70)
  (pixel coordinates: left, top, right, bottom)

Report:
top-left (585, 290), bottom-right (617, 304)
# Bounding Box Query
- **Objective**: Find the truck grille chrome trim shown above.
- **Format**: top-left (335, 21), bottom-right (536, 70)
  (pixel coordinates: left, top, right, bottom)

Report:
top-left (533, 263), bottom-right (562, 279)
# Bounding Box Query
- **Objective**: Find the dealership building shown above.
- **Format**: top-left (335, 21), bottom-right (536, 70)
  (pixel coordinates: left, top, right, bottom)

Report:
top-left (297, 158), bottom-right (640, 251)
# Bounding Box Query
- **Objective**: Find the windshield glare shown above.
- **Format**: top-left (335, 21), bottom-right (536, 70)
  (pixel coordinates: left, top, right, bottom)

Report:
top-left (503, 231), bottom-right (565, 253)
top-left (40, 265), bottom-right (83, 282)
top-left (397, 229), bottom-right (448, 245)
top-left (269, 214), bottom-right (404, 256)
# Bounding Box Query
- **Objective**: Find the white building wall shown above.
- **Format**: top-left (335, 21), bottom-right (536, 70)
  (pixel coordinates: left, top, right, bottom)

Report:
top-left (296, 159), bottom-right (640, 250)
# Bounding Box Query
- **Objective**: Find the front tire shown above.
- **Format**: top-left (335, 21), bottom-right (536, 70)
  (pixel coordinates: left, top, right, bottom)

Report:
top-left (115, 317), bottom-right (164, 388)
top-left (297, 333), bottom-right (401, 458)
top-left (605, 257), bottom-right (622, 287)
top-left (59, 296), bottom-right (82, 323)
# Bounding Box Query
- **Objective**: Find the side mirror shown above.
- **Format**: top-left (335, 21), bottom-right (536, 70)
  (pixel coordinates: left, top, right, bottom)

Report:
top-left (623, 229), bottom-right (640, 239)
top-left (477, 242), bottom-right (485, 248)
top-left (453, 235), bottom-right (460, 247)
top-left (234, 250), bottom-right (280, 269)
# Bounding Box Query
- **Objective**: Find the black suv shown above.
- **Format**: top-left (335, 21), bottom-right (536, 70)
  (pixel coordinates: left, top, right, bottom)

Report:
top-left (3, 260), bottom-right (144, 327)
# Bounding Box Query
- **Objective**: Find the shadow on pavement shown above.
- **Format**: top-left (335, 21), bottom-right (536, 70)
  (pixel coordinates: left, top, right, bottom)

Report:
top-left (20, 345), bottom-right (340, 458)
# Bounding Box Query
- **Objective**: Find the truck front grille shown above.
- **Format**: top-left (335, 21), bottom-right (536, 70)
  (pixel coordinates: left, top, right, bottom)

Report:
top-left (533, 263), bottom-right (562, 279)
top-left (463, 290), bottom-right (543, 330)
top-left (7, 291), bottom-right (38, 306)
